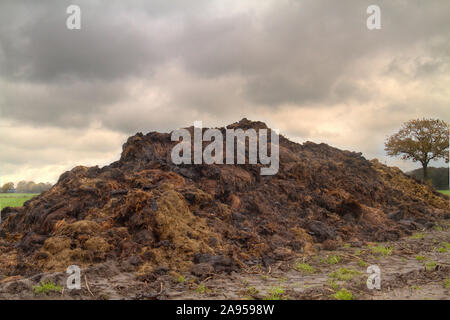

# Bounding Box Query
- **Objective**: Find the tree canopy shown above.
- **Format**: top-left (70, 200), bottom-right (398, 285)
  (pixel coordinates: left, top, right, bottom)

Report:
top-left (1, 182), bottom-right (15, 193)
top-left (385, 118), bottom-right (449, 180)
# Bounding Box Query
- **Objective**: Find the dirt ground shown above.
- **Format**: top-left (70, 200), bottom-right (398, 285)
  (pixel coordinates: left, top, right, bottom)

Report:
top-left (0, 220), bottom-right (448, 300)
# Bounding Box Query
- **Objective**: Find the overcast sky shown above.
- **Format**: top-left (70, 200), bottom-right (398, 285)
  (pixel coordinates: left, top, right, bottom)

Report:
top-left (0, 0), bottom-right (449, 184)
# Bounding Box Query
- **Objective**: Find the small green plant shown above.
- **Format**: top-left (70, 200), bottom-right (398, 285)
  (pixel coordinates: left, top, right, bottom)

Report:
top-left (32, 281), bottom-right (62, 295)
top-left (434, 225), bottom-right (443, 231)
top-left (177, 275), bottom-right (186, 283)
top-left (441, 242), bottom-right (450, 249)
top-left (411, 285), bottom-right (422, 290)
top-left (370, 245), bottom-right (393, 256)
top-left (327, 279), bottom-right (339, 290)
top-left (294, 262), bottom-right (315, 274)
top-left (444, 278), bottom-right (450, 289)
top-left (330, 268), bottom-right (362, 281)
top-left (415, 255), bottom-right (427, 261)
top-left (358, 259), bottom-right (368, 267)
top-left (438, 247), bottom-right (448, 253)
top-left (322, 255), bottom-right (341, 265)
top-left (331, 288), bottom-right (353, 300)
top-left (411, 233), bottom-right (425, 240)
top-left (195, 283), bottom-right (210, 294)
top-left (424, 261), bottom-right (437, 271)
top-left (343, 243), bottom-right (351, 249)
top-left (263, 286), bottom-right (286, 300)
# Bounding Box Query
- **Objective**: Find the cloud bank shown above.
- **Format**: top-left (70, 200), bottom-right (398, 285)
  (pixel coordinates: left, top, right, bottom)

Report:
top-left (0, 0), bottom-right (449, 183)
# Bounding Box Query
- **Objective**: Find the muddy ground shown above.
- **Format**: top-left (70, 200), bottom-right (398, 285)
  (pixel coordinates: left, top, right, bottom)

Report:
top-left (1, 220), bottom-right (448, 300)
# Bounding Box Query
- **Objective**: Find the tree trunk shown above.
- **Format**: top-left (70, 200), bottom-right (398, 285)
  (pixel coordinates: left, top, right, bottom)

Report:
top-left (422, 163), bottom-right (428, 182)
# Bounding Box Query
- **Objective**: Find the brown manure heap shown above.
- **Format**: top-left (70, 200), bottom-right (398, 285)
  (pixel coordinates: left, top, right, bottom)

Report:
top-left (0, 119), bottom-right (448, 278)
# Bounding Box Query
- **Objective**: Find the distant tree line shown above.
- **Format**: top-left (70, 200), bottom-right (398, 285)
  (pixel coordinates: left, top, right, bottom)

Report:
top-left (0, 181), bottom-right (53, 193)
top-left (406, 167), bottom-right (449, 190)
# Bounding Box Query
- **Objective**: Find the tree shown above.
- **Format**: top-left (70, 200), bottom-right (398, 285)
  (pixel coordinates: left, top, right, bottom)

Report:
top-left (1, 182), bottom-right (14, 193)
top-left (385, 118), bottom-right (449, 181)
top-left (15, 180), bottom-right (52, 193)
top-left (16, 181), bottom-right (28, 193)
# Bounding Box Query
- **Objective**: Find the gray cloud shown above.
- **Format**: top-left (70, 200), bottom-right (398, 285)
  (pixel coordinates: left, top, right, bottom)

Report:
top-left (0, 0), bottom-right (449, 183)
top-left (1, 79), bottom-right (129, 127)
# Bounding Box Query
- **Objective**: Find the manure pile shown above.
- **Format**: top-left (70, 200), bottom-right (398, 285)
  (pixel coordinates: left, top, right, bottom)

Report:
top-left (0, 119), bottom-right (448, 278)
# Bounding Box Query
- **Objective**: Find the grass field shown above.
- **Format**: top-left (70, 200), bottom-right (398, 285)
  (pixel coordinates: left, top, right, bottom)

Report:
top-left (438, 190), bottom-right (450, 196)
top-left (0, 193), bottom-right (38, 211)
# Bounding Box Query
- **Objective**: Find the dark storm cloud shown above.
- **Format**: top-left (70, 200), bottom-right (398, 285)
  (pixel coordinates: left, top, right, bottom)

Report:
top-left (1, 0), bottom-right (449, 109)
top-left (0, 80), bottom-right (129, 127)
top-left (0, 1), bottom-right (162, 82)
top-left (1, 0), bottom-right (448, 127)
top-left (0, 0), bottom-right (449, 183)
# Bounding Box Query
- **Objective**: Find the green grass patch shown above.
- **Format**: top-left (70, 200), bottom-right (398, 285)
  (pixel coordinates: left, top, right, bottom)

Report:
top-left (0, 193), bottom-right (38, 211)
top-left (177, 275), bottom-right (186, 283)
top-left (358, 259), bottom-right (368, 267)
top-left (369, 244), bottom-right (393, 256)
top-left (330, 268), bottom-right (362, 281)
top-left (444, 278), bottom-right (450, 289)
top-left (327, 279), bottom-right (339, 290)
top-left (322, 255), bottom-right (342, 265)
top-left (331, 288), bottom-right (353, 300)
top-left (293, 262), bottom-right (315, 274)
top-left (32, 281), bottom-right (62, 295)
top-left (424, 261), bottom-right (437, 271)
top-left (415, 255), bottom-right (427, 261)
top-left (411, 233), bottom-right (426, 240)
top-left (438, 190), bottom-right (450, 196)
top-left (195, 283), bottom-right (210, 294)
top-left (263, 286), bottom-right (286, 300)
